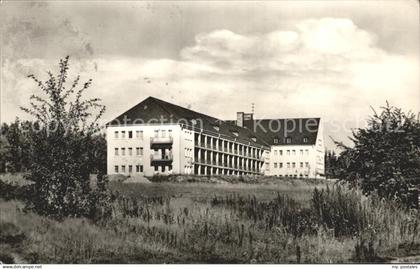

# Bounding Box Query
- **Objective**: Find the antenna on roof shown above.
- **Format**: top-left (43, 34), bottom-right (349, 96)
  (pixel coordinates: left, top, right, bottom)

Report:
top-left (251, 103), bottom-right (255, 114)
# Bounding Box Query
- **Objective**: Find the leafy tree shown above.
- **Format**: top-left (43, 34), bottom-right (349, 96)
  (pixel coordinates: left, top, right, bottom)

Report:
top-left (4, 119), bottom-right (24, 173)
top-left (88, 133), bottom-right (107, 175)
top-left (335, 102), bottom-right (420, 207)
top-left (324, 150), bottom-right (339, 179)
top-left (0, 126), bottom-right (10, 173)
top-left (21, 56), bottom-right (110, 219)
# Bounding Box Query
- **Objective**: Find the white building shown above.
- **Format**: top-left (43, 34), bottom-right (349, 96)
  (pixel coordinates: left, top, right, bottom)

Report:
top-left (107, 96), bottom-right (324, 178)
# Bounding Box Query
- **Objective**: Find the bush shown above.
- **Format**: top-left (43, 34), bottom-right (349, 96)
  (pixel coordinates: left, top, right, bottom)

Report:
top-left (335, 103), bottom-right (420, 208)
top-left (20, 56), bottom-right (111, 220)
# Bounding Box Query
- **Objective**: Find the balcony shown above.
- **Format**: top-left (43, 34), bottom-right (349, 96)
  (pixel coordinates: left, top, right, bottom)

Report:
top-left (150, 137), bottom-right (173, 145)
top-left (150, 153), bottom-right (173, 164)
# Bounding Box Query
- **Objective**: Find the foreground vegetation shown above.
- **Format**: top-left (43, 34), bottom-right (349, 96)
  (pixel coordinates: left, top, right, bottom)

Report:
top-left (1, 174), bottom-right (419, 263)
top-left (0, 58), bottom-right (418, 264)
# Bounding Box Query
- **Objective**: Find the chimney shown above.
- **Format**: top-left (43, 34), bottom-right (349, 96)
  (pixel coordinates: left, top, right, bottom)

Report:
top-left (236, 112), bottom-right (244, 127)
top-left (243, 112), bottom-right (254, 130)
top-left (236, 112), bottom-right (254, 130)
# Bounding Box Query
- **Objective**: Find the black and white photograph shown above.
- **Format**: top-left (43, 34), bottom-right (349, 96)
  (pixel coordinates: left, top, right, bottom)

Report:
top-left (0, 0), bottom-right (419, 267)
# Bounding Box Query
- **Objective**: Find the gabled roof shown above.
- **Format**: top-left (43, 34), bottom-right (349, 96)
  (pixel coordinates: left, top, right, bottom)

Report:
top-left (107, 96), bottom-right (269, 148)
top-left (226, 118), bottom-right (320, 146)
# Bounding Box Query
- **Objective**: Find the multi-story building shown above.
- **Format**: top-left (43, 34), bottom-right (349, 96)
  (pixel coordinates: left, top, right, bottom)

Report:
top-left (106, 96), bottom-right (325, 178)
top-left (231, 114), bottom-right (325, 178)
top-left (107, 97), bottom-right (269, 177)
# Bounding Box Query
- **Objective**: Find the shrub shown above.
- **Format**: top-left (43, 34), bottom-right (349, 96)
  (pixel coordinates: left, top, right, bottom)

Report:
top-left (335, 102), bottom-right (420, 208)
top-left (20, 56), bottom-right (110, 219)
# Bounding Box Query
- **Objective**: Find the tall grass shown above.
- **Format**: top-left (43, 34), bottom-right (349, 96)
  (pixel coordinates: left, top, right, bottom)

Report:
top-left (1, 175), bottom-right (419, 263)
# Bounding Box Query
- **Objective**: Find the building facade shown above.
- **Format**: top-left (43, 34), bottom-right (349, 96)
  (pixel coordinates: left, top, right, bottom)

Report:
top-left (107, 97), bottom-right (269, 177)
top-left (107, 96), bottom-right (324, 178)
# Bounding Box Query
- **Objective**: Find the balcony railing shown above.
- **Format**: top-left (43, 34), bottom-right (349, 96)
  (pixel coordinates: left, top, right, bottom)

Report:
top-left (150, 137), bottom-right (173, 144)
top-left (195, 143), bottom-right (265, 162)
top-left (150, 153), bottom-right (173, 162)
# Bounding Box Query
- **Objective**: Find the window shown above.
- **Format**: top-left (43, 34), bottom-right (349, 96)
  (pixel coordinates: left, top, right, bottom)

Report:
top-left (287, 150), bottom-right (290, 155)
top-left (128, 147), bottom-right (132, 156)
top-left (136, 165), bottom-right (143, 173)
top-left (303, 137), bottom-right (308, 143)
top-left (286, 137), bottom-right (292, 144)
top-left (140, 147), bottom-right (143, 155)
top-left (292, 162), bottom-right (296, 168)
top-left (121, 165), bottom-right (126, 173)
top-left (154, 166), bottom-right (158, 172)
top-left (292, 150), bottom-right (296, 155)
top-left (274, 163), bottom-right (278, 168)
top-left (305, 149), bottom-right (309, 155)
top-left (154, 130), bottom-right (159, 138)
top-left (279, 162), bottom-right (283, 168)
top-left (121, 148), bottom-right (125, 156)
top-left (287, 162), bottom-right (290, 168)
top-left (128, 131), bottom-right (132, 139)
top-left (114, 166), bottom-right (119, 173)
top-left (136, 147), bottom-right (143, 156)
top-left (162, 130), bottom-right (166, 138)
top-left (168, 130), bottom-right (173, 137)
top-left (274, 138), bottom-right (278, 144)
top-left (305, 162), bottom-right (309, 168)
top-left (114, 148), bottom-right (119, 156)
top-left (136, 130), bottom-right (143, 139)
top-left (114, 131), bottom-right (118, 139)
top-left (300, 162), bottom-right (303, 168)
top-left (279, 150), bottom-right (283, 155)
top-left (300, 150), bottom-right (303, 155)
top-left (121, 131), bottom-right (126, 139)
top-left (128, 165), bottom-right (133, 173)
top-left (274, 150), bottom-right (278, 156)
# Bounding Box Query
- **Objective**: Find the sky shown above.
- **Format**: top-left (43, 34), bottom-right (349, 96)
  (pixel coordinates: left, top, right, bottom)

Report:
top-left (1, 1), bottom-right (419, 149)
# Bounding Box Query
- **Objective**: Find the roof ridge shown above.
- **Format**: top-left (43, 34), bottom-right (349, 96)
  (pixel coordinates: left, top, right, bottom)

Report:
top-left (150, 96), bottom-right (220, 122)
top-left (149, 96), bottom-right (181, 120)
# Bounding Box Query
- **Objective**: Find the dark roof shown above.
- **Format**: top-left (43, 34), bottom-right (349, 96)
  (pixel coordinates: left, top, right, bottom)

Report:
top-left (107, 96), bottom-right (269, 148)
top-left (226, 118), bottom-right (320, 146)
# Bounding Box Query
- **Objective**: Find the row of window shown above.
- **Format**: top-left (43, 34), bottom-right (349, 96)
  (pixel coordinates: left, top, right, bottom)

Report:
top-left (273, 162), bottom-right (309, 169)
top-left (195, 134), bottom-right (263, 158)
top-left (184, 147), bottom-right (193, 158)
top-left (154, 165), bottom-right (173, 172)
top-left (115, 165), bottom-right (143, 173)
top-left (114, 147), bottom-right (144, 156)
top-left (114, 130), bottom-right (144, 139)
top-left (154, 129), bottom-right (173, 138)
top-left (278, 174), bottom-right (309, 178)
top-left (273, 149), bottom-right (309, 156)
top-left (184, 129), bottom-right (193, 142)
top-left (273, 137), bottom-right (309, 144)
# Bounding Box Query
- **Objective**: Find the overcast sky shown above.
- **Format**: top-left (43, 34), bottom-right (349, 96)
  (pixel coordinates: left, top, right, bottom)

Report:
top-left (1, 1), bottom-right (419, 149)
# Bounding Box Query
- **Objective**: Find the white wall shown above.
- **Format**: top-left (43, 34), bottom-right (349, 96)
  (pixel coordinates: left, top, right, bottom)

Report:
top-left (266, 120), bottom-right (325, 178)
top-left (314, 119), bottom-right (325, 177)
top-left (179, 127), bottom-right (195, 174)
top-left (107, 121), bottom-right (325, 178)
top-left (267, 145), bottom-right (316, 177)
top-left (107, 124), bottom-right (183, 177)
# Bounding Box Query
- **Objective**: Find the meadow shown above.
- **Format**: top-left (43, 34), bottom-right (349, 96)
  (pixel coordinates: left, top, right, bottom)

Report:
top-left (1, 173), bottom-right (419, 264)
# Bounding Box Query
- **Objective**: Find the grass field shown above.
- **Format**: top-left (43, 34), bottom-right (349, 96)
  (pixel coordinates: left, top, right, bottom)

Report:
top-left (1, 173), bottom-right (419, 264)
